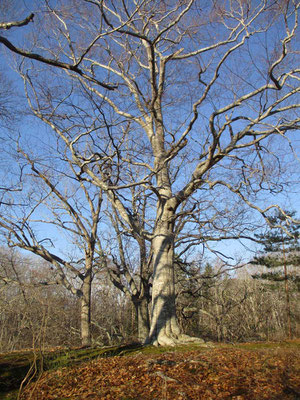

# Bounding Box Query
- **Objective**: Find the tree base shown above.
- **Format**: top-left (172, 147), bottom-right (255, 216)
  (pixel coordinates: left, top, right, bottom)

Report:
top-left (147, 333), bottom-right (208, 347)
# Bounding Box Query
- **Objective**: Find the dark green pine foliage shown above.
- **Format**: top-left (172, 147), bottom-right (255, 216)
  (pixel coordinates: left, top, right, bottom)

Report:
top-left (251, 210), bottom-right (300, 290)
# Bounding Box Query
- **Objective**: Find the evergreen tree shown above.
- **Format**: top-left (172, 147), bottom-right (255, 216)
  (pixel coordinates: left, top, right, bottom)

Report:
top-left (251, 210), bottom-right (300, 287)
top-left (251, 210), bottom-right (300, 338)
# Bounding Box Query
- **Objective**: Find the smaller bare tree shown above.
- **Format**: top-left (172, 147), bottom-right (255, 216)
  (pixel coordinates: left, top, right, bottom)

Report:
top-left (0, 147), bottom-right (104, 347)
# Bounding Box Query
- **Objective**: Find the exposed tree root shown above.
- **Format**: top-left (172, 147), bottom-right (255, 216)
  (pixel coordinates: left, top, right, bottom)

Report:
top-left (150, 333), bottom-right (208, 347)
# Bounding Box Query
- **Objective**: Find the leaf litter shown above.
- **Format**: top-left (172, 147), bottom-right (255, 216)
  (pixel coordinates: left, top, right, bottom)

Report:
top-left (19, 343), bottom-right (300, 400)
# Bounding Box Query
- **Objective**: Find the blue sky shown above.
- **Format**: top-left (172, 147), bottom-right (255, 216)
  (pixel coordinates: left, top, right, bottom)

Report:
top-left (0, 0), bottom-right (300, 270)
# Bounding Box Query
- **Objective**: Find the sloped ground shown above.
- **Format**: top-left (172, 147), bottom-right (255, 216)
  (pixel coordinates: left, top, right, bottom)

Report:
top-left (0, 344), bottom-right (145, 397)
top-left (1, 341), bottom-right (300, 400)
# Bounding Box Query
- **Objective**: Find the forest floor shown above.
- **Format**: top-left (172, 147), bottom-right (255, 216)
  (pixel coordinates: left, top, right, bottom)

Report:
top-left (0, 340), bottom-right (299, 400)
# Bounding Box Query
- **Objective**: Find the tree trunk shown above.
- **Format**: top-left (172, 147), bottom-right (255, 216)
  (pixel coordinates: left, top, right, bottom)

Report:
top-left (147, 207), bottom-right (204, 346)
top-left (80, 272), bottom-right (92, 347)
top-left (148, 232), bottom-right (180, 345)
top-left (134, 296), bottom-right (150, 343)
top-left (147, 125), bottom-right (206, 345)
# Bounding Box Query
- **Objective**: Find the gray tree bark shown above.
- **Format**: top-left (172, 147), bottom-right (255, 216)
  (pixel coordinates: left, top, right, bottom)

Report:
top-left (148, 217), bottom-right (180, 345)
top-left (147, 204), bottom-right (205, 345)
top-left (80, 269), bottom-right (92, 347)
top-left (133, 295), bottom-right (150, 343)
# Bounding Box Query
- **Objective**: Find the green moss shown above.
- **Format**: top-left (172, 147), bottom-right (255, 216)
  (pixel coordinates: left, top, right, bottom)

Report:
top-left (234, 340), bottom-right (300, 351)
top-left (131, 343), bottom-right (210, 356)
top-left (0, 343), bottom-right (148, 394)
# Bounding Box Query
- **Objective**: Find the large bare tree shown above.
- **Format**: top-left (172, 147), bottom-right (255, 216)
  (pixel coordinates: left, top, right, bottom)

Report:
top-left (1, 0), bottom-right (299, 345)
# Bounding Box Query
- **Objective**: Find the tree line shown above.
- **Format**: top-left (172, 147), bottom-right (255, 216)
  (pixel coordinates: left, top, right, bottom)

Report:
top-left (1, 244), bottom-right (299, 352)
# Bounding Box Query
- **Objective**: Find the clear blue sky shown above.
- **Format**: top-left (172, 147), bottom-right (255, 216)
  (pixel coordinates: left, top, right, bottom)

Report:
top-left (0, 0), bottom-right (299, 270)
